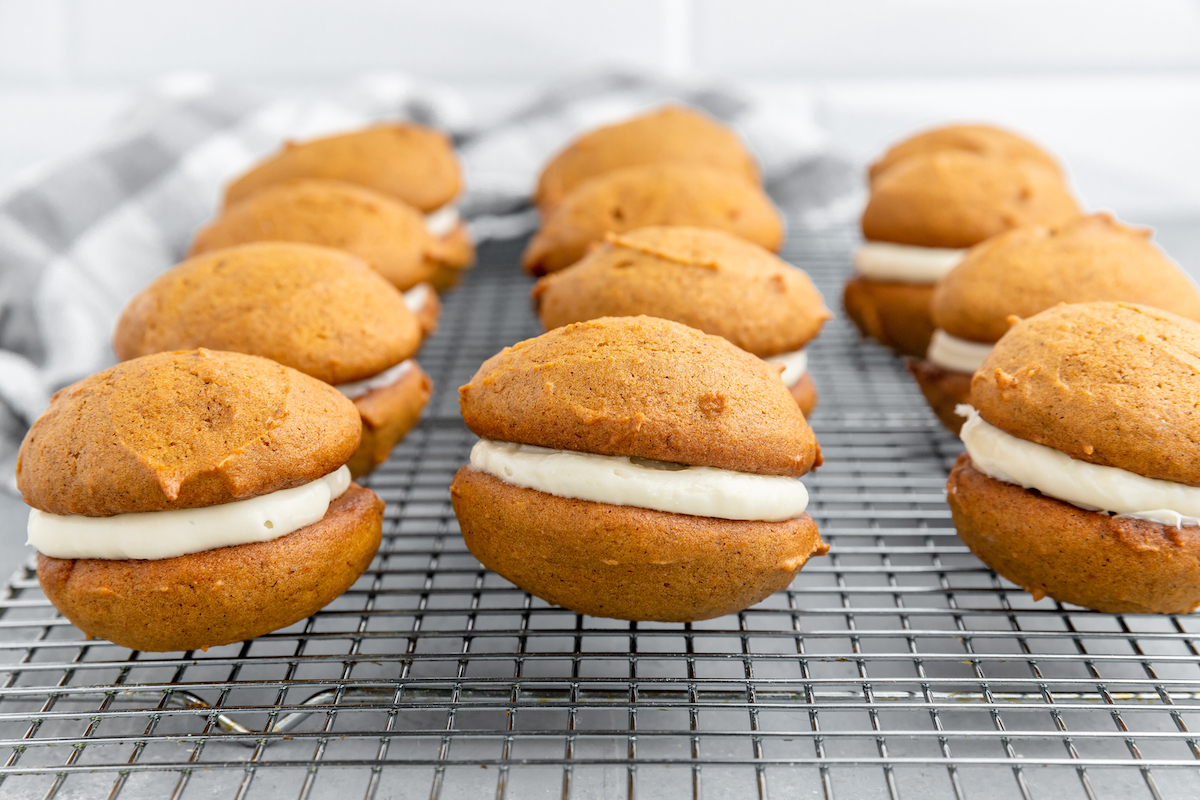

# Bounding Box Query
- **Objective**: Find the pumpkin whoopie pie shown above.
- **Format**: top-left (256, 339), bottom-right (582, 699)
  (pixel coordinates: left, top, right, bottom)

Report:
top-left (522, 163), bottom-right (783, 276)
top-left (948, 302), bottom-right (1200, 614)
top-left (532, 226), bottom-right (831, 415)
top-left (868, 123), bottom-right (1060, 182)
top-left (223, 124), bottom-right (474, 289)
top-left (844, 150), bottom-right (1080, 357)
top-left (911, 214), bottom-right (1200, 433)
top-left (17, 349), bottom-right (383, 651)
top-left (113, 243), bottom-right (433, 478)
top-left (535, 105), bottom-right (760, 214)
top-left (450, 316), bottom-right (827, 622)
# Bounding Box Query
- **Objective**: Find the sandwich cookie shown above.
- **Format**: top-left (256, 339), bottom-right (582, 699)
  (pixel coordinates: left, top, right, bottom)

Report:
top-left (192, 179), bottom-right (460, 297)
top-left (223, 124), bottom-right (474, 289)
top-left (535, 105), bottom-right (760, 214)
top-left (113, 243), bottom-right (433, 478)
top-left (869, 123), bottom-right (1060, 182)
top-left (845, 150), bottom-right (1080, 357)
top-left (522, 163), bottom-right (783, 277)
top-left (948, 302), bottom-right (1200, 613)
top-left (451, 316), bottom-right (827, 622)
top-left (532, 226), bottom-right (831, 415)
top-left (17, 349), bottom-right (383, 651)
top-left (911, 214), bottom-right (1200, 432)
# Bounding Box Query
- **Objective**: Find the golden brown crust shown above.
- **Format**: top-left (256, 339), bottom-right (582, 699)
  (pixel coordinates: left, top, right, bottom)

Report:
top-left (224, 124), bottom-right (460, 213)
top-left (451, 468), bottom-right (827, 622)
top-left (532, 226), bottom-right (830, 357)
top-left (37, 483), bottom-right (383, 651)
top-left (17, 349), bottom-right (361, 515)
top-left (535, 105), bottom-right (760, 214)
top-left (869, 124), bottom-right (1061, 182)
top-left (346, 362), bottom-right (432, 478)
top-left (972, 302), bottom-right (1200, 485)
top-left (932, 214), bottom-right (1200, 342)
top-left (426, 220), bottom-right (477, 291)
top-left (522, 164), bottom-right (784, 276)
top-left (906, 359), bottom-right (971, 434)
top-left (192, 180), bottom-right (442, 290)
top-left (861, 151), bottom-right (1080, 248)
top-left (460, 316), bottom-right (819, 476)
top-left (842, 276), bottom-right (936, 358)
top-left (788, 373), bottom-right (818, 418)
top-left (407, 284), bottom-right (442, 337)
top-left (947, 454), bottom-right (1200, 614)
top-left (114, 242), bottom-right (423, 384)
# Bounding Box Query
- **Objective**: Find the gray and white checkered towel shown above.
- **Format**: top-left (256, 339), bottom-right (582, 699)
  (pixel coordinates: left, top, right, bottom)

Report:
top-left (0, 70), bottom-right (858, 480)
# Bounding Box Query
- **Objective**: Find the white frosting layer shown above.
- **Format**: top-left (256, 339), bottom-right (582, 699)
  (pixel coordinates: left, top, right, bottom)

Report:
top-left (958, 405), bottom-right (1200, 527)
top-left (403, 283), bottom-right (434, 316)
top-left (927, 330), bottom-right (993, 374)
top-left (854, 242), bottom-right (967, 283)
top-left (771, 348), bottom-right (808, 387)
top-left (425, 206), bottom-right (460, 238)
top-left (27, 466), bottom-right (352, 561)
top-left (335, 359), bottom-right (414, 399)
top-left (469, 440), bottom-right (809, 522)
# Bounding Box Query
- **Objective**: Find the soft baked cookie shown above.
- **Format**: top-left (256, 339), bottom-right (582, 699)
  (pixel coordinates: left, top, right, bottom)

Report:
top-left (911, 214), bottom-right (1200, 433)
top-left (845, 149), bottom-right (1080, 357)
top-left (114, 243), bottom-right (433, 477)
top-left (192, 179), bottom-right (467, 292)
top-left (223, 124), bottom-right (474, 289)
top-left (948, 302), bottom-right (1200, 613)
top-left (451, 316), bottom-right (827, 621)
top-left (18, 349), bottom-right (383, 651)
top-left (869, 123), bottom-right (1060, 182)
top-left (533, 226), bottom-right (831, 415)
top-left (535, 105), bottom-right (760, 214)
top-left (522, 163), bottom-right (783, 276)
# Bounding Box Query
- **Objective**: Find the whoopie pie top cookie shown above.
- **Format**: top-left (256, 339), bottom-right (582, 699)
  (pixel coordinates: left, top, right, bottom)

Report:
top-left (535, 105), bottom-right (759, 213)
top-left (191, 180), bottom-right (454, 290)
top-left (932, 214), bottom-right (1200, 345)
top-left (533, 226), bottom-right (830, 358)
top-left (114, 242), bottom-right (424, 385)
top-left (17, 349), bottom-right (361, 516)
top-left (224, 124), bottom-right (461, 213)
top-left (869, 123), bottom-right (1060, 182)
top-left (970, 302), bottom-right (1200, 486)
top-left (861, 150), bottom-right (1080, 250)
top-left (523, 163), bottom-right (783, 276)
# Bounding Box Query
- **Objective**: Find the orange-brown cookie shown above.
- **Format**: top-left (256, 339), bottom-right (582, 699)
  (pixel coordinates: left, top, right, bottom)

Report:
top-left (191, 180), bottom-right (464, 291)
top-left (522, 164), bottom-right (783, 276)
top-left (906, 359), bottom-right (971, 433)
top-left (224, 124), bottom-right (461, 213)
top-left (842, 277), bottom-right (936, 358)
top-left (971, 302), bottom-right (1200, 485)
top-left (427, 219), bottom-right (477, 290)
top-left (460, 316), bottom-right (819, 475)
top-left (115, 242), bottom-right (424, 384)
top-left (451, 468), bottom-right (825, 622)
top-left (37, 483), bottom-right (384, 651)
top-left (789, 373), bottom-right (817, 418)
top-left (17, 349), bottom-right (361, 516)
top-left (869, 123), bottom-right (1061, 182)
top-left (948, 454), bottom-right (1200, 614)
top-left (861, 150), bottom-right (1080, 249)
top-left (452, 315), bottom-right (825, 622)
top-left (535, 105), bottom-right (760, 214)
top-left (346, 362), bottom-right (432, 478)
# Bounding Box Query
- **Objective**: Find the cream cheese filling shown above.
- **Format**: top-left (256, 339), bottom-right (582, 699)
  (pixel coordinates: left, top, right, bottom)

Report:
top-left (853, 242), bottom-right (967, 283)
top-left (469, 440), bottom-right (809, 522)
top-left (27, 466), bottom-right (352, 561)
top-left (770, 348), bottom-right (808, 387)
top-left (927, 330), bottom-right (993, 374)
top-left (335, 359), bottom-right (414, 399)
top-left (958, 405), bottom-right (1200, 527)
top-left (425, 206), bottom-right (460, 238)
top-left (403, 283), bottom-right (434, 316)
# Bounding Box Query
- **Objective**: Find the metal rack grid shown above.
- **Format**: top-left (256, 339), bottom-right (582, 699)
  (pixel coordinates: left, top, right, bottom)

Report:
top-left (0, 225), bottom-right (1197, 800)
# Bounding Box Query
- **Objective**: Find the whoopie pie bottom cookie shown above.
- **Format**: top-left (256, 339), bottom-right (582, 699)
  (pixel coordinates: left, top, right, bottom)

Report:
top-left (842, 277), bottom-right (936, 358)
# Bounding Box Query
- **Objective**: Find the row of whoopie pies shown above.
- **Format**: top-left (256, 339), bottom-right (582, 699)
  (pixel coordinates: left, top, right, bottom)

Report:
top-left (16, 110), bottom-right (1200, 654)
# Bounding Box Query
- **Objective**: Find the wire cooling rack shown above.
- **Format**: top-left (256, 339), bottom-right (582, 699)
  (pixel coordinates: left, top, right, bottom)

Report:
top-left (0, 226), bottom-right (1197, 800)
